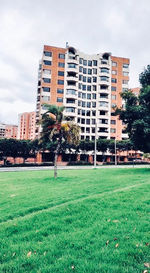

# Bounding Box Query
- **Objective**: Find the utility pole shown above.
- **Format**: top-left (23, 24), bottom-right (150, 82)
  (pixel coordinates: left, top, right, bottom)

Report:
top-left (94, 122), bottom-right (97, 168)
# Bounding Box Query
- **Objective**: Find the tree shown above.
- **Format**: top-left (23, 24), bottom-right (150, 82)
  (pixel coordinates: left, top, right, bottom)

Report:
top-left (116, 65), bottom-right (150, 152)
top-left (40, 104), bottom-right (80, 178)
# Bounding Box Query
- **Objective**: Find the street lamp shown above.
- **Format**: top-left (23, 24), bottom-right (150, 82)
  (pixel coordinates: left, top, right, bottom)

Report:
top-left (94, 122), bottom-right (97, 168)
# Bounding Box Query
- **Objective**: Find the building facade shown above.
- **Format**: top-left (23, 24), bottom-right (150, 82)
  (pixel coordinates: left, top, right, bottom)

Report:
top-left (36, 45), bottom-right (130, 141)
top-left (18, 112), bottom-right (36, 140)
top-left (0, 123), bottom-right (18, 139)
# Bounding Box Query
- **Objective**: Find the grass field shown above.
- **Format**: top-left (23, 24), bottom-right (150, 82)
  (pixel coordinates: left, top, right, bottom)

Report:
top-left (0, 168), bottom-right (150, 273)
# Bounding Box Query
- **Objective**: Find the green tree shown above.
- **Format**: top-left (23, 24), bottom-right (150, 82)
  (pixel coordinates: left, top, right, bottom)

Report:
top-left (116, 65), bottom-right (150, 152)
top-left (40, 104), bottom-right (80, 178)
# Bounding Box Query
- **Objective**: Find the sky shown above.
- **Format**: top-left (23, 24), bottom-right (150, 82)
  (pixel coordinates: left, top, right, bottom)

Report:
top-left (0, 0), bottom-right (150, 125)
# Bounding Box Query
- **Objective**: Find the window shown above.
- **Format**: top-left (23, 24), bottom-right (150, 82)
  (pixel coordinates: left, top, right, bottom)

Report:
top-left (43, 78), bottom-right (51, 83)
top-left (88, 69), bottom-right (92, 75)
top-left (78, 109), bottom-right (81, 115)
top-left (59, 53), bottom-right (65, 59)
top-left (67, 89), bottom-right (76, 95)
top-left (83, 60), bottom-right (87, 66)
top-left (57, 89), bottom-right (64, 94)
top-left (58, 80), bottom-right (64, 85)
top-left (78, 100), bottom-right (81, 106)
top-left (111, 78), bottom-right (117, 83)
top-left (112, 62), bottom-right (117, 67)
top-left (92, 119), bottom-right (96, 125)
top-left (111, 95), bottom-right (116, 100)
top-left (43, 87), bottom-right (50, 92)
top-left (92, 102), bottom-right (96, 108)
top-left (92, 128), bottom-right (95, 133)
top-left (82, 93), bottom-right (86, 99)
top-left (83, 68), bottom-right (87, 74)
top-left (122, 80), bottom-right (128, 84)
top-left (86, 119), bottom-right (90, 125)
top-left (44, 51), bottom-right (52, 57)
top-left (58, 62), bottom-right (65, 67)
top-left (88, 60), bottom-right (92, 66)
top-left (78, 118), bottom-right (81, 123)
top-left (99, 119), bottom-right (108, 124)
top-left (87, 94), bottom-right (91, 99)
top-left (110, 128), bottom-right (116, 133)
top-left (42, 96), bottom-right (50, 102)
top-left (112, 70), bottom-right (117, 75)
top-left (92, 93), bottom-right (96, 99)
top-left (100, 94), bottom-right (108, 99)
top-left (100, 101), bottom-right (108, 107)
top-left (43, 69), bottom-right (51, 74)
top-left (82, 101), bottom-right (86, 107)
top-left (93, 68), bottom-right (97, 74)
top-left (79, 58), bottom-right (83, 64)
top-left (123, 71), bottom-right (129, 76)
top-left (81, 119), bottom-right (85, 124)
top-left (111, 86), bottom-right (116, 91)
top-left (93, 60), bottom-right (97, 66)
top-left (93, 77), bottom-right (97, 82)
top-left (58, 71), bottom-right (64, 76)
top-left (66, 107), bottom-right (75, 113)
top-left (100, 110), bottom-right (106, 115)
top-left (111, 103), bottom-right (116, 108)
top-left (122, 88), bottom-right (127, 92)
top-left (87, 77), bottom-right (91, 83)
top-left (82, 110), bottom-right (85, 116)
top-left (111, 120), bottom-right (116, 124)
top-left (86, 110), bottom-right (90, 116)
top-left (100, 76), bottom-right (109, 82)
top-left (79, 66), bottom-right (83, 72)
top-left (79, 74), bottom-right (83, 81)
top-left (83, 76), bottom-right (86, 82)
top-left (43, 60), bottom-right (52, 66)
top-left (68, 63), bottom-right (77, 68)
top-left (67, 99), bottom-right (75, 104)
top-left (123, 63), bottom-right (129, 68)
top-left (86, 127), bottom-right (90, 133)
top-left (92, 110), bottom-right (96, 116)
top-left (93, 85), bottom-right (97, 91)
top-left (78, 92), bottom-right (81, 98)
top-left (57, 97), bottom-right (63, 102)
top-left (87, 85), bottom-right (91, 91)
top-left (87, 102), bottom-right (91, 108)
top-left (82, 85), bottom-right (86, 91)
top-left (81, 127), bottom-right (85, 132)
top-left (79, 83), bottom-right (82, 89)
top-left (101, 68), bottom-right (109, 73)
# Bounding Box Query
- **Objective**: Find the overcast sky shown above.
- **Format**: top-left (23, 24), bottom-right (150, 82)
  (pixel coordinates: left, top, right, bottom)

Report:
top-left (0, 0), bottom-right (149, 125)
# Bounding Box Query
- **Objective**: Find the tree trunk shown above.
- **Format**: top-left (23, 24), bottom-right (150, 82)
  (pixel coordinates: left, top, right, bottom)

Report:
top-left (54, 143), bottom-right (60, 178)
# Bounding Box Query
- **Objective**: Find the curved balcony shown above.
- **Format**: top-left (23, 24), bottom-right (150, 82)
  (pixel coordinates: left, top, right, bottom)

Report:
top-left (66, 76), bottom-right (78, 82)
top-left (67, 58), bottom-right (78, 65)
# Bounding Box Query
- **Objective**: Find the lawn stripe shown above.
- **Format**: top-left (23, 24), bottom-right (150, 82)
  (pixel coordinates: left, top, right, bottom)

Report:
top-left (1, 180), bottom-right (150, 225)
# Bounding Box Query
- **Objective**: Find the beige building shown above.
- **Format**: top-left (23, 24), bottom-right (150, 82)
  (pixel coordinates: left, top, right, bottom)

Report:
top-left (18, 112), bottom-right (36, 140)
top-left (0, 123), bottom-right (18, 139)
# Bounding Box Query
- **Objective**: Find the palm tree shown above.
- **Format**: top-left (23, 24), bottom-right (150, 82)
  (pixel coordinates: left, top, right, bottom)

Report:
top-left (40, 104), bottom-right (80, 178)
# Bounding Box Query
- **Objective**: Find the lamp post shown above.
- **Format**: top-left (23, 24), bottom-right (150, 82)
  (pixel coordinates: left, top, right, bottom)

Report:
top-left (94, 122), bottom-right (97, 168)
top-left (115, 137), bottom-right (117, 165)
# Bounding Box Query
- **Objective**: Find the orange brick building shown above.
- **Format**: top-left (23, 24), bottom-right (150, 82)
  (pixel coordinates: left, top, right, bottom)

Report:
top-left (18, 111), bottom-right (36, 140)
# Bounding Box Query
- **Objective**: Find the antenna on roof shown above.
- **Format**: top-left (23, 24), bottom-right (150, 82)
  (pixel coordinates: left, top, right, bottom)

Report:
top-left (66, 42), bottom-right (69, 48)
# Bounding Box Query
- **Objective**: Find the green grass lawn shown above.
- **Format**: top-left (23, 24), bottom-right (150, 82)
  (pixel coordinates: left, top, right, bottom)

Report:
top-left (0, 168), bottom-right (150, 273)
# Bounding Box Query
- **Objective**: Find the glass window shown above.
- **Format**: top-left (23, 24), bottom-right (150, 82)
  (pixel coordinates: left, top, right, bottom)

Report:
top-left (111, 86), bottom-right (116, 91)
top-left (92, 93), bottom-right (96, 99)
top-left (43, 60), bottom-right (51, 66)
top-left (101, 68), bottom-right (109, 73)
top-left (43, 78), bottom-right (51, 83)
top-left (93, 68), bottom-right (97, 74)
top-left (59, 53), bottom-right (65, 59)
top-left (87, 102), bottom-right (91, 108)
top-left (79, 74), bottom-right (83, 81)
top-left (57, 89), bottom-right (64, 94)
top-left (79, 83), bottom-right (82, 89)
top-left (82, 101), bottom-right (86, 107)
top-left (122, 80), bottom-right (128, 84)
top-left (112, 62), bottom-right (117, 67)
top-left (100, 76), bottom-right (109, 82)
top-left (79, 66), bottom-right (83, 72)
top-left (82, 110), bottom-right (85, 116)
top-left (43, 87), bottom-right (50, 92)
top-left (100, 101), bottom-right (108, 107)
top-left (87, 94), bottom-right (91, 99)
top-left (88, 60), bottom-right (92, 66)
top-left (123, 71), bottom-right (129, 76)
top-left (111, 120), bottom-right (116, 124)
top-left (111, 78), bottom-right (117, 83)
top-left (93, 60), bottom-right (97, 66)
top-left (87, 77), bottom-right (91, 83)
top-left (67, 89), bottom-right (76, 95)
top-left (78, 100), bottom-right (81, 106)
top-left (86, 110), bottom-right (90, 116)
top-left (57, 97), bottom-right (63, 102)
top-left (78, 118), bottom-right (80, 123)
top-left (44, 51), bottom-right (52, 57)
top-left (58, 62), bottom-right (65, 67)
top-left (79, 58), bottom-right (83, 64)
top-left (93, 77), bottom-right (97, 82)
top-left (86, 127), bottom-right (90, 133)
top-left (122, 88), bottom-right (128, 92)
top-left (112, 70), bottom-right (117, 75)
top-left (82, 85), bottom-right (86, 91)
top-left (86, 119), bottom-right (90, 124)
top-left (68, 63), bottom-right (77, 68)
top-left (83, 60), bottom-right (87, 66)
top-left (110, 128), bottom-right (116, 133)
top-left (87, 85), bottom-right (91, 91)
top-left (88, 69), bottom-right (92, 75)
top-left (58, 71), bottom-right (64, 76)
top-left (83, 68), bottom-right (87, 74)
top-left (111, 103), bottom-right (117, 108)
top-left (123, 63), bottom-right (129, 68)
top-left (66, 107), bottom-right (75, 113)
top-left (83, 76), bottom-right (86, 82)
top-left (81, 119), bottom-right (85, 124)
top-left (92, 102), bottom-right (96, 108)
top-left (58, 80), bottom-right (64, 85)
top-left (78, 109), bottom-right (81, 115)
top-left (93, 85), bottom-right (97, 91)
top-left (82, 93), bottom-right (86, 99)
top-left (111, 95), bottom-right (116, 100)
